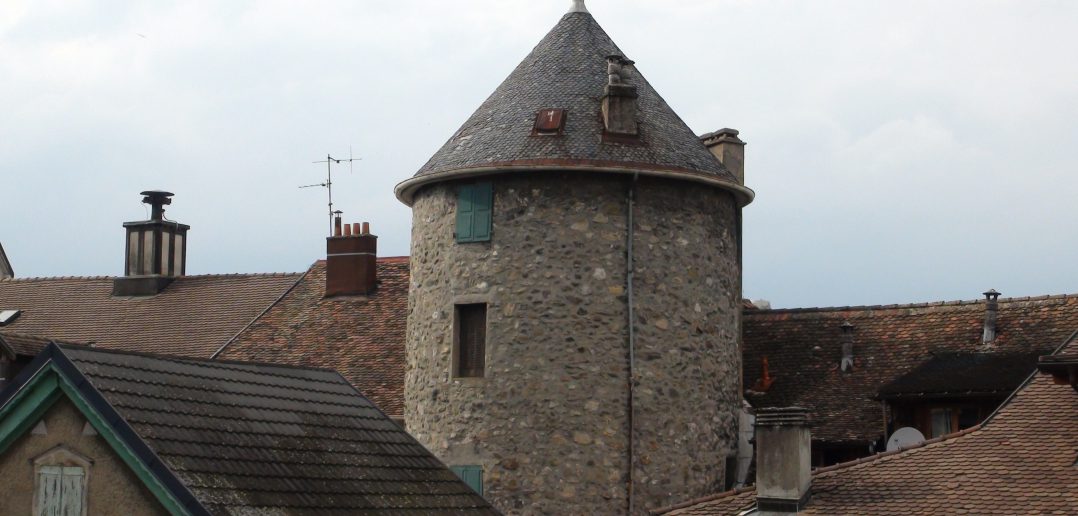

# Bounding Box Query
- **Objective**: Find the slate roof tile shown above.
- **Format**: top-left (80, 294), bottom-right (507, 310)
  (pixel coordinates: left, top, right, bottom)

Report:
top-left (58, 346), bottom-right (497, 515)
top-left (398, 10), bottom-right (746, 205)
top-left (219, 258), bottom-right (408, 417)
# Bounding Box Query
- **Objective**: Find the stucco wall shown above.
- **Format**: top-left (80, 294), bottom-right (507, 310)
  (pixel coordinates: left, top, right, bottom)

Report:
top-left (0, 397), bottom-right (168, 516)
top-left (405, 173), bottom-right (741, 515)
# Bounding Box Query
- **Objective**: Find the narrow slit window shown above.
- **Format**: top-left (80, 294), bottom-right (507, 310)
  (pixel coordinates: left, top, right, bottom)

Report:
top-left (456, 304), bottom-right (487, 378)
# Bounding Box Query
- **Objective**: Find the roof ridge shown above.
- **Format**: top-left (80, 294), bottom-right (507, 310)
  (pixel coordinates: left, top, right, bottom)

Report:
top-left (0, 271), bottom-right (303, 282)
top-left (746, 292), bottom-right (1078, 315)
top-left (62, 344), bottom-right (346, 378)
top-left (812, 423), bottom-right (983, 476)
top-left (651, 485), bottom-right (756, 514)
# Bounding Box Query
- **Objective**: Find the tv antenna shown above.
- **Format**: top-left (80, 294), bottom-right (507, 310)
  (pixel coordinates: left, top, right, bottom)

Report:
top-left (300, 147), bottom-right (361, 235)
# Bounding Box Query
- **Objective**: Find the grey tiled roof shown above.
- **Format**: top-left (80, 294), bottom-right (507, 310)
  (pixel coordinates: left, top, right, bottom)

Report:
top-left (397, 11), bottom-right (748, 204)
top-left (57, 345), bottom-right (497, 515)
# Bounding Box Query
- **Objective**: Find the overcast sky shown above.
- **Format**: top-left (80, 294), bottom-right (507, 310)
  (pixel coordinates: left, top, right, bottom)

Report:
top-left (2, 0), bottom-right (1076, 308)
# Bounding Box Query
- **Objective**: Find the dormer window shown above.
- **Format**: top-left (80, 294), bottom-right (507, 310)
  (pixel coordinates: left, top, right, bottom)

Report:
top-left (534, 108), bottom-right (567, 135)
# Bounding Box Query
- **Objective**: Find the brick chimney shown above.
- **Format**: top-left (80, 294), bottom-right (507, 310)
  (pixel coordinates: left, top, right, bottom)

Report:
top-left (325, 217), bottom-right (377, 297)
top-left (701, 128), bottom-right (746, 185)
top-left (601, 55), bottom-right (639, 137)
top-left (113, 191), bottom-right (190, 296)
top-left (755, 407), bottom-right (812, 514)
top-left (983, 289), bottom-right (1001, 345)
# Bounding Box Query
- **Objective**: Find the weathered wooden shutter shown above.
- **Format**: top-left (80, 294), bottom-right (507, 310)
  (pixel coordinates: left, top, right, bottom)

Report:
top-left (37, 466), bottom-right (83, 516)
top-left (60, 467), bottom-right (84, 516)
top-left (458, 304), bottom-right (487, 377)
top-left (456, 182), bottom-right (492, 243)
top-left (37, 466), bottom-right (63, 516)
top-left (450, 465), bottom-right (484, 496)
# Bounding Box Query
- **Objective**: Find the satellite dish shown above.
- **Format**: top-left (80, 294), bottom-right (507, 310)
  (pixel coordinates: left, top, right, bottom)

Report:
top-left (886, 427), bottom-right (926, 451)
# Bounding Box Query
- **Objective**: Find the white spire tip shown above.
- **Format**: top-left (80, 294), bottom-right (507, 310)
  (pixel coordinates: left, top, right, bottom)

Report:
top-left (569, 0), bottom-right (590, 14)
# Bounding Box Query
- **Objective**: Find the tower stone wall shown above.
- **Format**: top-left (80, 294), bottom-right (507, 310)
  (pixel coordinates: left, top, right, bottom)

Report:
top-left (405, 173), bottom-right (741, 514)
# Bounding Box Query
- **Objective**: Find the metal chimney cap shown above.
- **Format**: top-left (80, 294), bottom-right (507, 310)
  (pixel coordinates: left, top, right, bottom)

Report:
top-left (841, 320), bottom-right (854, 331)
top-left (568, 0), bottom-right (589, 14)
top-left (140, 190), bottom-right (174, 198)
top-left (983, 289), bottom-right (1001, 300)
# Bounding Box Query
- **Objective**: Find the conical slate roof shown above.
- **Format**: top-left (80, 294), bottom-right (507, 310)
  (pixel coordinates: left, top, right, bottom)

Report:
top-left (396, 7), bottom-right (753, 206)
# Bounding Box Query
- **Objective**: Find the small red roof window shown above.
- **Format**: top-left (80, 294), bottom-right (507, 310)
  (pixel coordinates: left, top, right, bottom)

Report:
top-left (534, 108), bottom-right (567, 135)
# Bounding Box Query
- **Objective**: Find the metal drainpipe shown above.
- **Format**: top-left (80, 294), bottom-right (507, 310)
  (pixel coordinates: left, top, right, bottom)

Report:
top-left (626, 173), bottom-right (638, 515)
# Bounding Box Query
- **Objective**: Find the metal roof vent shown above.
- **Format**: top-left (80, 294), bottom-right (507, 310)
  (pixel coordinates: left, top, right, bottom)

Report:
top-left (0, 310), bottom-right (21, 326)
top-left (840, 321), bottom-right (855, 372)
top-left (983, 289), bottom-right (1001, 345)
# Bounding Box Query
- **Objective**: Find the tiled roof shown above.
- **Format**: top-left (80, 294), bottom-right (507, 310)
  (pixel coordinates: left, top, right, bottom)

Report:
top-left (878, 351), bottom-right (1043, 398)
top-left (742, 294), bottom-right (1078, 443)
top-left (217, 258), bottom-right (408, 417)
top-left (44, 344), bottom-right (497, 515)
top-left (0, 331), bottom-right (84, 356)
top-left (657, 338), bottom-right (1078, 515)
top-left (0, 273), bottom-right (301, 358)
top-left (396, 9), bottom-right (750, 205)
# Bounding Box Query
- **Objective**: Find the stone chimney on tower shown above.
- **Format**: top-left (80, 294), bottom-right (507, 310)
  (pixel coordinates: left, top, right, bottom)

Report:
top-left (325, 216), bottom-right (378, 297)
top-left (601, 55), bottom-right (639, 137)
top-left (112, 191), bottom-right (190, 296)
top-left (755, 407), bottom-right (813, 514)
top-left (702, 128), bottom-right (746, 185)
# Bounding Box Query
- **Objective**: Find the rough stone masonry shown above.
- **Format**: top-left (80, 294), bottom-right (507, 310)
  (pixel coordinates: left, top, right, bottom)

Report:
top-left (405, 173), bottom-right (742, 514)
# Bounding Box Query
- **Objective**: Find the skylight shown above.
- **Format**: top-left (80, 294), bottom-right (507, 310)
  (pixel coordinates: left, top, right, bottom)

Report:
top-left (0, 310), bottom-right (21, 326)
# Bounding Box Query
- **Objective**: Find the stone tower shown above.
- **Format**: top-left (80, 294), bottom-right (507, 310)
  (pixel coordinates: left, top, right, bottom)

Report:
top-left (396, 2), bottom-right (753, 514)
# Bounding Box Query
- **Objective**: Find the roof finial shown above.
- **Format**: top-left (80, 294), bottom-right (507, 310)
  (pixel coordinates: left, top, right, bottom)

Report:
top-left (568, 0), bottom-right (589, 14)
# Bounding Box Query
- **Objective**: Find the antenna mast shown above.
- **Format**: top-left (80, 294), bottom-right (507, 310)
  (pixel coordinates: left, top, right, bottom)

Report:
top-left (301, 148), bottom-right (361, 235)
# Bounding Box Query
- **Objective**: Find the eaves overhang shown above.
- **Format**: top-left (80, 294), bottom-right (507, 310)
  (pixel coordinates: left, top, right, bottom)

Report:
top-left (395, 160), bottom-right (755, 208)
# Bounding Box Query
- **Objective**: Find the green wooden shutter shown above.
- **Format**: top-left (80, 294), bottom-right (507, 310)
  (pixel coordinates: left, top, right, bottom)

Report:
top-left (450, 465), bottom-right (484, 496)
top-left (456, 182), bottom-right (492, 243)
top-left (471, 182), bottom-right (492, 242)
top-left (456, 184), bottom-right (476, 242)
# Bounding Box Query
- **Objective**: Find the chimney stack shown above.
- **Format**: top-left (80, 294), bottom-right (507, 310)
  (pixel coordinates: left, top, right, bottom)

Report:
top-left (113, 191), bottom-right (190, 296)
top-left (701, 128), bottom-right (746, 185)
top-left (601, 55), bottom-right (639, 137)
top-left (983, 289), bottom-right (1001, 344)
top-left (840, 321), bottom-right (855, 372)
top-left (325, 219), bottom-right (377, 297)
top-left (755, 407), bottom-right (812, 514)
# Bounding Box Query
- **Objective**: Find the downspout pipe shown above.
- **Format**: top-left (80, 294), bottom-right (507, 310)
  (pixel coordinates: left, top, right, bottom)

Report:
top-left (626, 173), bottom-right (638, 514)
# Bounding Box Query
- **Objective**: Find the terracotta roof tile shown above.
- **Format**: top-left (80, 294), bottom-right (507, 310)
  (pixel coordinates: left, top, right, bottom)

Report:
top-left (0, 331), bottom-right (85, 356)
top-left (742, 294), bottom-right (1078, 443)
top-left (0, 273), bottom-right (301, 358)
top-left (218, 258), bottom-right (408, 417)
top-left (656, 338), bottom-right (1078, 514)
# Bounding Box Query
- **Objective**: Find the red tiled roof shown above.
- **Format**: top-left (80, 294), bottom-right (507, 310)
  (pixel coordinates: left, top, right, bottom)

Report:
top-left (217, 258), bottom-right (408, 417)
top-left (0, 331), bottom-right (86, 356)
top-left (658, 337), bottom-right (1078, 515)
top-left (0, 273), bottom-right (301, 358)
top-left (742, 294), bottom-right (1078, 443)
